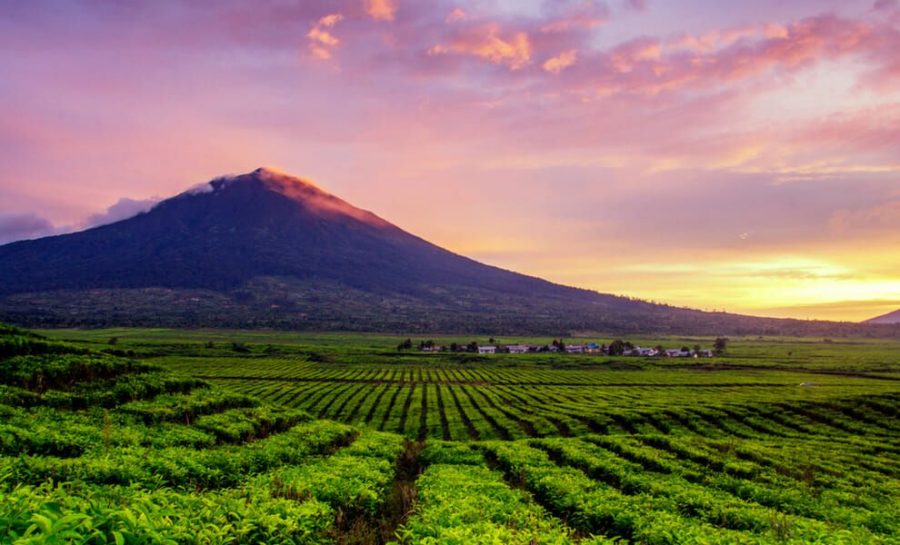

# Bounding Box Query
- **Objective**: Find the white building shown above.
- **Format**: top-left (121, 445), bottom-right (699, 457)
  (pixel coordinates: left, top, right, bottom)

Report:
top-left (507, 344), bottom-right (531, 354)
top-left (478, 345), bottom-right (497, 354)
top-left (565, 344), bottom-right (585, 353)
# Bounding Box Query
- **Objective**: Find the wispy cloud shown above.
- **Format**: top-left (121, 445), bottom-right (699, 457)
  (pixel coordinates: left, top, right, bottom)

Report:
top-left (307, 13), bottom-right (344, 60)
top-left (429, 23), bottom-right (533, 69)
top-left (0, 213), bottom-right (58, 245)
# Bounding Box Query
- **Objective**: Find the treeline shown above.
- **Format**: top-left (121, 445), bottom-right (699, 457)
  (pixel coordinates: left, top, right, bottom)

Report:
top-left (0, 324), bottom-right (90, 361)
top-left (2, 289), bottom-right (899, 338)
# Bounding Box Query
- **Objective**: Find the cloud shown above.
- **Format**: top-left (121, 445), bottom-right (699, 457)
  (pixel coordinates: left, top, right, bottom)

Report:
top-left (541, 1), bottom-right (609, 32)
top-left (445, 7), bottom-right (466, 23)
top-left (307, 13), bottom-right (344, 60)
top-left (429, 23), bottom-right (532, 69)
top-left (624, 0), bottom-right (647, 11)
top-left (543, 49), bottom-right (578, 73)
top-left (84, 197), bottom-right (160, 228)
top-left (365, 0), bottom-right (398, 21)
top-left (0, 197), bottom-right (163, 245)
top-left (0, 212), bottom-right (59, 245)
top-left (574, 15), bottom-right (877, 97)
top-left (830, 200), bottom-right (900, 234)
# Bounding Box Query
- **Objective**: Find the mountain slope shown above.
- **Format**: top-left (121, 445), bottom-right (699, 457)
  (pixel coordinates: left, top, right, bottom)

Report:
top-left (865, 310), bottom-right (900, 325)
top-left (0, 169), bottom-right (581, 296)
top-left (0, 168), bottom-right (895, 336)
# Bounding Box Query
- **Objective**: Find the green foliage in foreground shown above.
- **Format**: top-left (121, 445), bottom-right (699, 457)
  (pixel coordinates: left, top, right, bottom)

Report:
top-left (393, 463), bottom-right (586, 545)
top-left (1, 480), bottom-right (335, 545)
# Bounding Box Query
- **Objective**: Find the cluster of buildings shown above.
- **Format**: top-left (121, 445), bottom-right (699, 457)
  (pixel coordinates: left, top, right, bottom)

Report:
top-left (421, 342), bottom-right (716, 357)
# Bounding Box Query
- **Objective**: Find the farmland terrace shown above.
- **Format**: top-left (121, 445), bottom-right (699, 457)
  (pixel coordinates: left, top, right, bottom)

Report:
top-left (1, 326), bottom-right (896, 544)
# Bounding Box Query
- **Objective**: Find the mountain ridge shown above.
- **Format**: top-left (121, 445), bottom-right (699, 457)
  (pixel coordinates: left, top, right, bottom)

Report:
top-left (1, 168), bottom-right (897, 337)
top-left (865, 309), bottom-right (900, 325)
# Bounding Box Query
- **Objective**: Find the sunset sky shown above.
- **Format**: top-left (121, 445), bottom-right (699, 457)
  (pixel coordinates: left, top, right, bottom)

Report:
top-left (1, 0), bottom-right (899, 322)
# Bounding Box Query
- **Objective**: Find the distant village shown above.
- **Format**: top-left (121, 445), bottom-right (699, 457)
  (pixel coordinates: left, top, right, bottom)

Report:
top-left (399, 338), bottom-right (727, 358)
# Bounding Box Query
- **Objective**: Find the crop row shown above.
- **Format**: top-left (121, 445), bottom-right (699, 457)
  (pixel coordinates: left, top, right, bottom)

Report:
top-left (163, 357), bottom-right (897, 389)
top-left (218, 378), bottom-right (899, 442)
top-left (1, 420), bottom-right (356, 490)
top-left (395, 441), bottom-right (612, 545)
top-left (0, 429), bottom-right (411, 544)
top-left (481, 440), bottom-right (890, 544)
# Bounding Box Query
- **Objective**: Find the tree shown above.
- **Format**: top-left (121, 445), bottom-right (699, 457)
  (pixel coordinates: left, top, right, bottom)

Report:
top-left (654, 345), bottom-right (665, 356)
top-left (467, 341), bottom-right (478, 353)
top-left (397, 338), bottom-right (413, 351)
top-left (107, 337), bottom-right (119, 346)
top-left (714, 337), bottom-right (729, 355)
top-left (608, 339), bottom-right (626, 356)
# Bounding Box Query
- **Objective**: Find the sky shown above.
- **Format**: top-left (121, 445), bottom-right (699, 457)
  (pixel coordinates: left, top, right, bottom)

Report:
top-left (1, 0), bottom-right (899, 322)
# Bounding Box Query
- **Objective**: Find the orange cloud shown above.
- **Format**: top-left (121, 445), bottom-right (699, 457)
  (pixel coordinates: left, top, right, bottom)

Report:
top-left (543, 50), bottom-right (578, 74)
top-left (429, 24), bottom-right (532, 70)
top-left (307, 13), bottom-right (343, 60)
top-left (365, 0), bottom-right (397, 22)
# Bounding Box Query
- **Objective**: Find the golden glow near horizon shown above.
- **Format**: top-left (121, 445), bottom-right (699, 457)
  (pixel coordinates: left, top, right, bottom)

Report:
top-left (1, 1), bottom-right (899, 322)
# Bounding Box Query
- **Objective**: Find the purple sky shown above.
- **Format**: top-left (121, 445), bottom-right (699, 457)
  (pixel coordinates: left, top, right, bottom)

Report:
top-left (1, 0), bottom-right (899, 320)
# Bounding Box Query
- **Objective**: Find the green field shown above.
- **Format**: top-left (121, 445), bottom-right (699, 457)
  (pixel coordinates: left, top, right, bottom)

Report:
top-left (2, 326), bottom-right (898, 543)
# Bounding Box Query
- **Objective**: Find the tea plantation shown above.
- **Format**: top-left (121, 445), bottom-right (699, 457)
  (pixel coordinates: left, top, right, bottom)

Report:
top-left (1, 326), bottom-right (897, 543)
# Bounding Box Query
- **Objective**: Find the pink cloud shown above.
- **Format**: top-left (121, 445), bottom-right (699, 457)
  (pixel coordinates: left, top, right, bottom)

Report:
top-left (561, 15), bottom-right (880, 97)
top-left (364, 0), bottom-right (398, 22)
top-left (429, 23), bottom-right (532, 69)
top-left (446, 7), bottom-right (466, 23)
top-left (541, 1), bottom-right (610, 32)
top-left (307, 13), bottom-right (344, 60)
top-left (624, 0), bottom-right (647, 11)
top-left (543, 49), bottom-right (578, 73)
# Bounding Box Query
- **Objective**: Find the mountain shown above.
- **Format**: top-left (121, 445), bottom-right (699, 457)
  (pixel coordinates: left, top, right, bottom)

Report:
top-left (0, 167), bottom-right (896, 336)
top-left (865, 310), bottom-right (900, 325)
